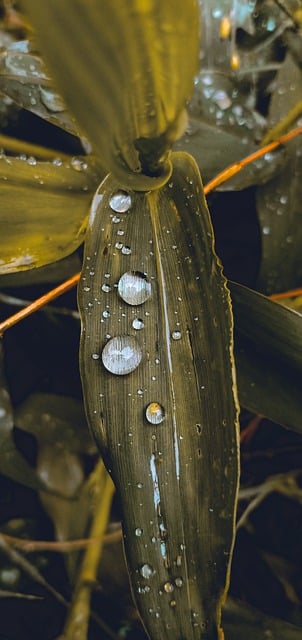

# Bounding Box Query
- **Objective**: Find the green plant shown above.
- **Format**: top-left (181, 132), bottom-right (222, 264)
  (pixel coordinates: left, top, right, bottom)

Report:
top-left (0, 1), bottom-right (302, 639)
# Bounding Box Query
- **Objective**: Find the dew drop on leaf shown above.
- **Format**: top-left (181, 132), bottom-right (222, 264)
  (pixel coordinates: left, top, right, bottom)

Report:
top-left (109, 190), bottom-right (132, 212)
top-left (118, 272), bottom-right (151, 305)
top-left (140, 564), bottom-right (154, 579)
top-left (146, 402), bottom-right (165, 425)
top-left (102, 336), bottom-right (142, 375)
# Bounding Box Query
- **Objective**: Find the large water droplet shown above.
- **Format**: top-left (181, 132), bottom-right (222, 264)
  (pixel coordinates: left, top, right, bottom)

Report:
top-left (146, 403), bottom-right (165, 425)
top-left (118, 272), bottom-right (151, 305)
top-left (102, 336), bottom-right (142, 375)
top-left (140, 563), bottom-right (154, 579)
top-left (109, 190), bottom-right (132, 212)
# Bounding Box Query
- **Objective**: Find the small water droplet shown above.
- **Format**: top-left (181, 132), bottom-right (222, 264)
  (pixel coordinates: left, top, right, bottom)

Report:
top-left (121, 245), bottom-right (132, 255)
top-left (101, 284), bottom-right (111, 293)
top-left (102, 336), bottom-right (142, 375)
top-left (175, 577), bottom-right (183, 588)
top-left (71, 157), bottom-right (88, 171)
top-left (137, 388), bottom-right (144, 396)
top-left (102, 310), bottom-right (110, 318)
top-left (262, 226), bottom-right (270, 235)
top-left (170, 600), bottom-right (176, 607)
top-left (135, 528), bottom-right (143, 536)
top-left (118, 272), bottom-right (151, 305)
top-left (109, 190), bottom-right (132, 212)
top-left (164, 582), bottom-right (174, 593)
top-left (140, 564), bottom-right (154, 579)
top-left (112, 215), bottom-right (120, 223)
top-left (91, 353), bottom-right (100, 360)
top-left (137, 482), bottom-right (143, 489)
top-left (83, 286), bottom-right (91, 292)
top-left (171, 331), bottom-right (182, 340)
top-left (27, 156), bottom-right (37, 166)
top-left (117, 229), bottom-right (125, 236)
top-left (132, 318), bottom-right (144, 330)
top-left (115, 242), bottom-right (123, 250)
top-left (146, 403), bottom-right (165, 425)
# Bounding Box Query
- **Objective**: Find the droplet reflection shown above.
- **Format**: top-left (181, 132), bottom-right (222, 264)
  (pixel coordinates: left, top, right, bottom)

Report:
top-left (109, 190), bottom-right (132, 213)
top-left (102, 336), bottom-right (142, 375)
top-left (146, 403), bottom-right (165, 425)
top-left (140, 563), bottom-right (154, 579)
top-left (118, 271), bottom-right (151, 305)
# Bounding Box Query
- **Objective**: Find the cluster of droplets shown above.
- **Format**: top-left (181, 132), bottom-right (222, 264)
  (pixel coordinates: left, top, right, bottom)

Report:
top-left (90, 190), bottom-right (166, 431)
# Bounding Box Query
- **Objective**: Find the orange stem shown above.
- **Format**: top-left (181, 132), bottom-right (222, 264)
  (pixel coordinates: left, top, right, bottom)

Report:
top-left (0, 125), bottom-right (301, 336)
top-left (1, 528), bottom-right (122, 553)
top-left (204, 125), bottom-right (302, 194)
top-left (269, 287), bottom-right (302, 301)
top-left (0, 272), bottom-right (81, 337)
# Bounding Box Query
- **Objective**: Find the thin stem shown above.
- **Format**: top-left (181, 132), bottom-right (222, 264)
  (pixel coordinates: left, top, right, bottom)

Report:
top-left (204, 125), bottom-right (302, 194)
top-left (0, 273), bottom-right (81, 337)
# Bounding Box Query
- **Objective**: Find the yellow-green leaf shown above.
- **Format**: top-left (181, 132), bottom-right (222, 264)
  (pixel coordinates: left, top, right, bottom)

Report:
top-left (0, 155), bottom-right (101, 274)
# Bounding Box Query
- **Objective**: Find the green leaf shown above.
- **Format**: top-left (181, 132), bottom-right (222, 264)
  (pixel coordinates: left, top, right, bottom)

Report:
top-left (0, 154), bottom-right (101, 274)
top-left (22, 0), bottom-right (199, 189)
top-left (0, 39), bottom-right (81, 137)
top-left (174, 119), bottom-right (285, 189)
top-left (230, 282), bottom-right (302, 433)
top-left (78, 151), bottom-right (240, 639)
top-left (256, 53), bottom-right (302, 295)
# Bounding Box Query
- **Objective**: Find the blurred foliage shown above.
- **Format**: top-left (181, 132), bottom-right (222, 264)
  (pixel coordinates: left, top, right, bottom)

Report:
top-left (0, 0), bottom-right (301, 639)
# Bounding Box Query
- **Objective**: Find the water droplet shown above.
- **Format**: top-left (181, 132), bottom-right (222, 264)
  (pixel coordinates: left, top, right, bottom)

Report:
top-left (132, 318), bottom-right (144, 330)
top-left (27, 156), bottom-right (37, 166)
top-left (117, 229), bottom-right (124, 236)
top-left (112, 215), bottom-right (120, 224)
top-left (262, 226), bottom-right (270, 235)
top-left (102, 310), bottom-right (110, 318)
top-left (102, 336), bottom-right (142, 375)
top-left (101, 284), bottom-right (111, 293)
top-left (91, 353), bottom-right (100, 360)
top-left (121, 245), bottom-right (132, 255)
top-left (115, 242), bottom-right (123, 250)
top-left (140, 564), bottom-right (154, 579)
top-left (175, 577), bottom-right (183, 588)
top-left (135, 528), bottom-right (143, 537)
top-left (137, 482), bottom-right (143, 489)
top-left (83, 286), bottom-right (91, 292)
top-left (146, 403), bottom-right (165, 425)
top-left (171, 331), bottom-right (182, 340)
top-left (164, 581), bottom-right (174, 593)
top-left (71, 157), bottom-right (88, 171)
top-left (118, 272), bottom-right (151, 305)
top-left (170, 600), bottom-right (176, 608)
top-left (137, 388), bottom-right (144, 396)
top-left (109, 190), bottom-right (132, 212)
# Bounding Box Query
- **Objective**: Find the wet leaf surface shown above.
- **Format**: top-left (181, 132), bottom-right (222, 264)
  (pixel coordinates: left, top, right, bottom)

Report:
top-left (0, 1), bottom-right (301, 638)
top-left (256, 53), bottom-right (302, 294)
top-left (0, 154), bottom-right (101, 274)
top-left (230, 281), bottom-right (302, 433)
top-left (0, 39), bottom-right (82, 138)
